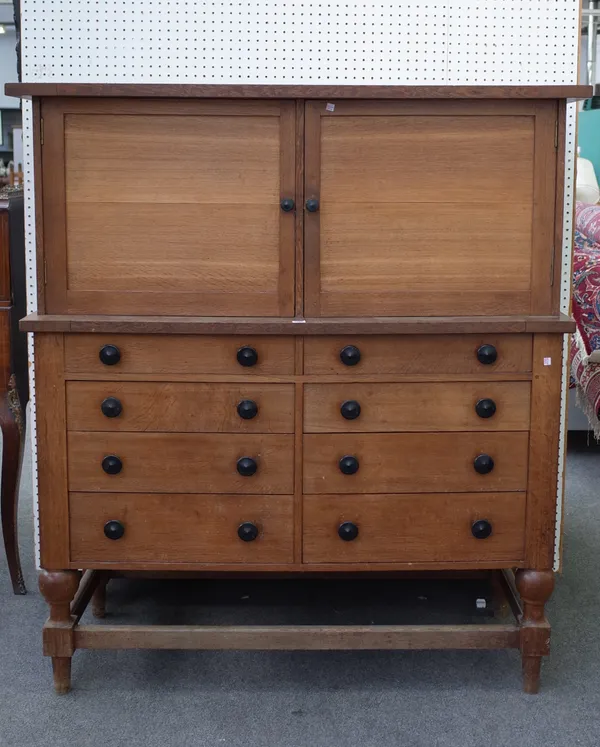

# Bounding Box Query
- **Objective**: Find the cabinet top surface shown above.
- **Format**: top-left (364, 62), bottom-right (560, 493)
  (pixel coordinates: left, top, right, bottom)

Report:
top-left (5, 83), bottom-right (592, 100)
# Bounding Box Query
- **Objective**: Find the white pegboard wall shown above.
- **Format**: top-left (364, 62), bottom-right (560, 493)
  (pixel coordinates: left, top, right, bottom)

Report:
top-left (19, 0), bottom-right (580, 86)
top-left (21, 99), bottom-right (40, 567)
top-left (18, 0), bottom-right (582, 571)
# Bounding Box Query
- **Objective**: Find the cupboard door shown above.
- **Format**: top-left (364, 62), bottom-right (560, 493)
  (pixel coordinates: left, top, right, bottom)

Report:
top-left (304, 100), bottom-right (557, 318)
top-left (42, 99), bottom-right (296, 317)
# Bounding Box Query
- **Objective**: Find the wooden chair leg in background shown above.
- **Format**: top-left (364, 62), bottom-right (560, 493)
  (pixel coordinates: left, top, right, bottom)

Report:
top-left (91, 576), bottom-right (109, 618)
top-left (39, 570), bottom-right (82, 694)
top-left (515, 569), bottom-right (555, 694)
top-left (0, 384), bottom-right (26, 594)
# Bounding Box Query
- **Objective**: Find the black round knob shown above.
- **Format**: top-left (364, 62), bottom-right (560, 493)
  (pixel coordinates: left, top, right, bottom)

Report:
top-left (101, 397), bottom-right (123, 418)
top-left (339, 455), bottom-right (359, 475)
top-left (340, 345), bottom-right (361, 367)
top-left (338, 522), bottom-right (359, 541)
top-left (474, 454), bottom-right (495, 475)
top-left (471, 519), bottom-right (493, 540)
top-left (237, 346), bottom-right (258, 367)
top-left (476, 344), bottom-right (498, 365)
top-left (104, 520), bottom-right (125, 540)
top-left (340, 400), bottom-right (361, 420)
top-left (280, 198), bottom-right (295, 212)
top-left (99, 344), bottom-right (121, 366)
top-left (305, 198), bottom-right (320, 212)
top-left (238, 522), bottom-right (258, 542)
top-left (237, 457), bottom-right (257, 477)
top-left (475, 398), bottom-right (497, 419)
top-left (101, 455), bottom-right (122, 475)
top-left (237, 400), bottom-right (258, 420)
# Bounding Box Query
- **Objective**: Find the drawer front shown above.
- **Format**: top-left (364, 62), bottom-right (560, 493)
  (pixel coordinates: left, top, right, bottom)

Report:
top-left (69, 493), bottom-right (294, 564)
top-left (303, 432), bottom-right (528, 494)
top-left (66, 382), bottom-right (295, 433)
top-left (304, 382), bottom-right (531, 433)
top-left (304, 335), bottom-right (532, 375)
top-left (303, 493), bottom-right (526, 563)
top-left (68, 433), bottom-right (294, 494)
top-left (64, 335), bottom-right (295, 375)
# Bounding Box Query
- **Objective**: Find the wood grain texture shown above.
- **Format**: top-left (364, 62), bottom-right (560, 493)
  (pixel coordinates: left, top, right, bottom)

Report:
top-left (530, 101), bottom-right (558, 314)
top-left (40, 100), bottom-right (68, 312)
top-left (66, 381), bottom-right (295, 433)
top-left (74, 623), bottom-right (520, 651)
top-left (69, 493), bottom-right (293, 564)
top-left (34, 334), bottom-right (70, 568)
top-left (21, 314), bottom-right (575, 335)
top-left (304, 335), bottom-right (533, 375)
top-left (44, 99), bottom-right (296, 316)
top-left (311, 104), bottom-right (541, 318)
top-left (303, 432), bottom-right (529, 494)
top-left (302, 493), bottom-right (526, 563)
top-left (64, 334), bottom-right (295, 375)
top-left (0, 212), bottom-right (10, 302)
top-left (525, 334), bottom-right (564, 569)
top-left (6, 83), bottom-right (592, 98)
top-left (304, 381), bottom-right (531, 433)
top-left (68, 432), bottom-right (294, 494)
top-left (294, 100), bottom-right (305, 317)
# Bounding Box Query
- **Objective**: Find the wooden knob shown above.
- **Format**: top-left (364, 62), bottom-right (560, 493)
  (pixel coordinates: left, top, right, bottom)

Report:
top-left (104, 520), bottom-right (125, 540)
top-left (237, 346), bottom-right (258, 367)
top-left (474, 454), bottom-right (494, 475)
top-left (340, 345), bottom-right (361, 366)
top-left (101, 397), bottom-right (123, 418)
top-left (340, 400), bottom-right (361, 420)
top-left (471, 519), bottom-right (492, 539)
top-left (338, 522), bottom-right (359, 541)
top-left (476, 344), bottom-right (497, 365)
top-left (339, 455), bottom-right (359, 475)
top-left (99, 344), bottom-right (121, 366)
top-left (237, 457), bottom-right (257, 476)
top-left (475, 398), bottom-right (496, 419)
top-left (237, 400), bottom-right (258, 420)
top-left (238, 522), bottom-right (258, 542)
top-left (101, 455), bottom-right (122, 475)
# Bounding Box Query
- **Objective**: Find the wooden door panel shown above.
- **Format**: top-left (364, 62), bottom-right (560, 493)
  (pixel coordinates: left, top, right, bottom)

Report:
top-left (319, 202), bottom-right (532, 316)
top-left (43, 99), bottom-right (296, 317)
top-left (305, 100), bottom-right (557, 317)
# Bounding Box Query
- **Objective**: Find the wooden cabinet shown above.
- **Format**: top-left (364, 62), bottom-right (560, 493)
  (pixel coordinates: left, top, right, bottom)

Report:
top-left (14, 82), bottom-right (586, 694)
top-left (304, 100), bottom-right (557, 317)
top-left (42, 99), bottom-right (296, 316)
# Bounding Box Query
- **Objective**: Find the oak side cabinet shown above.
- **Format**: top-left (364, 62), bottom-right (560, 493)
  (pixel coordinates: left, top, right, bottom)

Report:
top-left (8, 83), bottom-right (589, 694)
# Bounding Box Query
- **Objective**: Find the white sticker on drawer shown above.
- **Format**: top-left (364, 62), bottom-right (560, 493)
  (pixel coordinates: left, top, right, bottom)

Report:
top-left (544, 357), bottom-right (552, 366)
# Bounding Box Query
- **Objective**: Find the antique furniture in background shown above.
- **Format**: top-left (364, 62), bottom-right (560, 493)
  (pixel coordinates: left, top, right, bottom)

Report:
top-left (8, 82), bottom-right (588, 692)
top-left (0, 186), bottom-right (28, 594)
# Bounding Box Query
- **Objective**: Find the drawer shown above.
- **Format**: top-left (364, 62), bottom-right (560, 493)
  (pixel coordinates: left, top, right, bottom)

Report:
top-left (303, 432), bottom-right (528, 494)
top-left (66, 382), bottom-right (295, 433)
top-left (304, 335), bottom-right (532, 375)
top-left (68, 433), bottom-right (294, 494)
top-left (69, 493), bottom-right (294, 564)
top-left (304, 382), bottom-right (531, 433)
top-left (64, 335), bottom-right (295, 375)
top-left (302, 493), bottom-right (526, 563)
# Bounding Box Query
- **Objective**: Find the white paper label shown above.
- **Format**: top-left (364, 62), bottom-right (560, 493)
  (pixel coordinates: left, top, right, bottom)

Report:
top-left (325, 102), bottom-right (335, 112)
top-left (544, 357), bottom-right (552, 366)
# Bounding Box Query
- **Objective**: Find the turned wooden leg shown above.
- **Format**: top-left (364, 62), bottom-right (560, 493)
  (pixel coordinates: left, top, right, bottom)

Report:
top-left (515, 569), bottom-right (555, 694)
top-left (0, 385), bottom-right (26, 594)
top-left (91, 576), bottom-right (108, 618)
top-left (39, 570), bottom-right (81, 694)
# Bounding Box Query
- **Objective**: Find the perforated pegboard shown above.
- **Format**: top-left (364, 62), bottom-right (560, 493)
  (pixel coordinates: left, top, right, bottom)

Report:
top-left (18, 0), bottom-right (582, 570)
